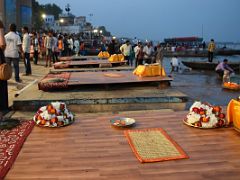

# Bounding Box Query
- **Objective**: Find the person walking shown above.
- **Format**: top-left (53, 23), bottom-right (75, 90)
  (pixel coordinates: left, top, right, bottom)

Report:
top-left (22, 26), bottom-right (31, 75)
top-left (32, 32), bottom-right (39, 65)
top-left (208, 39), bottom-right (215, 62)
top-left (4, 23), bottom-right (23, 82)
top-left (44, 30), bottom-right (54, 67)
top-left (0, 20), bottom-right (8, 110)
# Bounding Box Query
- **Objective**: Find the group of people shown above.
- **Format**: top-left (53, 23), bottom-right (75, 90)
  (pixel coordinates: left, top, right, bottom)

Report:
top-left (110, 40), bottom-right (163, 67)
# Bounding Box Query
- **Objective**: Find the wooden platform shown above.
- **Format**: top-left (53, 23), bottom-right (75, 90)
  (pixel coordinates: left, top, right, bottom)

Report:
top-left (59, 55), bottom-right (100, 61)
top-left (6, 110), bottom-right (240, 179)
top-left (54, 60), bottom-right (126, 69)
top-left (68, 71), bottom-right (172, 86)
top-left (50, 66), bottom-right (134, 73)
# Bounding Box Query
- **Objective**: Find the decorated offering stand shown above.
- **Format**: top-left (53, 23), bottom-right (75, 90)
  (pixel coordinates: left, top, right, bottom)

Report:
top-left (33, 102), bottom-right (74, 128)
top-left (184, 101), bottom-right (227, 128)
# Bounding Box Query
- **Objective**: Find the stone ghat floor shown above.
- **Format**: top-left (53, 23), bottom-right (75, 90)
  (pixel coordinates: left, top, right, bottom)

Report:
top-left (5, 109), bottom-right (240, 180)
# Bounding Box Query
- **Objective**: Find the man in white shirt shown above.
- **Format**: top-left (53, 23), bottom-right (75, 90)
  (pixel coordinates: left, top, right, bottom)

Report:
top-left (5, 23), bottom-right (23, 82)
top-left (120, 40), bottom-right (132, 65)
top-left (170, 56), bottom-right (180, 72)
top-left (22, 26), bottom-right (31, 75)
top-left (143, 42), bottom-right (154, 64)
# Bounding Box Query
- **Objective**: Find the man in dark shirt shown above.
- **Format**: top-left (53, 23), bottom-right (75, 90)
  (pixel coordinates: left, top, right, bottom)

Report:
top-left (108, 39), bottom-right (117, 55)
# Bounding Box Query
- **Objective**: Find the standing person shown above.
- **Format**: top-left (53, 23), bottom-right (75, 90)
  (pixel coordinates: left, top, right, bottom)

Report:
top-left (208, 39), bottom-right (215, 62)
top-left (52, 33), bottom-right (58, 63)
top-left (32, 32), bottom-right (39, 65)
top-left (155, 43), bottom-right (164, 65)
top-left (136, 44), bottom-right (144, 67)
top-left (44, 30), bottom-right (54, 67)
top-left (58, 35), bottom-right (64, 57)
top-left (79, 42), bottom-right (85, 56)
top-left (170, 56), bottom-right (180, 72)
top-left (67, 36), bottom-right (74, 56)
top-left (143, 42), bottom-right (154, 64)
top-left (108, 39), bottom-right (117, 55)
top-left (120, 40), bottom-right (132, 65)
top-left (134, 42), bottom-right (141, 67)
top-left (22, 26), bottom-right (31, 75)
top-left (4, 23), bottom-right (23, 82)
top-left (0, 20), bottom-right (8, 110)
top-left (74, 37), bottom-right (80, 56)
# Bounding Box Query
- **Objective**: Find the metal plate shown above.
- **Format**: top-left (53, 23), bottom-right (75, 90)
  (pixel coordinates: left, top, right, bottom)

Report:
top-left (110, 117), bottom-right (136, 127)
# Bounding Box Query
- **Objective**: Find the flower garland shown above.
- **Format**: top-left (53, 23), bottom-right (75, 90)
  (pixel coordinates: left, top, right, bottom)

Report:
top-left (185, 101), bottom-right (226, 128)
top-left (33, 102), bottom-right (74, 128)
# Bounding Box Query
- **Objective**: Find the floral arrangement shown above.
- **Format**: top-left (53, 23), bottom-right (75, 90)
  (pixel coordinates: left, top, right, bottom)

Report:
top-left (33, 102), bottom-right (74, 128)
top-left (185, 101), bottom-right (226, 128)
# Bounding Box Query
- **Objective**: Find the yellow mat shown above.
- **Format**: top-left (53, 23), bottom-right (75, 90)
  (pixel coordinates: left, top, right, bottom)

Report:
top-left (124, 128), bottom-right (188, 163)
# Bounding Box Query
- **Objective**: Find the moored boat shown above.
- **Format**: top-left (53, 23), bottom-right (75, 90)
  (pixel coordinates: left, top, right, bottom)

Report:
top-left (181, 61), bottom-right (240, 72)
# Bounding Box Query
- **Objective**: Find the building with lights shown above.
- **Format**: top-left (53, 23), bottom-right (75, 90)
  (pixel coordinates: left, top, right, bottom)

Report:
top-left (0, 0), bottom-right (32, 30)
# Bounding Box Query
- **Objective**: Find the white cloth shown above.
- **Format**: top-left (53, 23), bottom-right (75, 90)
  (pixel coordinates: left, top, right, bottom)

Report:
top-left (4, 31), bottom-right (22, 58)
top-left (120, 44), bottom-right (131, 56)
top-left (171, 57), bottom-right (179, 67)
top-left (22, 33), bottom-right (31, 53)
top-left (143, 45), bottom-right (154, 58)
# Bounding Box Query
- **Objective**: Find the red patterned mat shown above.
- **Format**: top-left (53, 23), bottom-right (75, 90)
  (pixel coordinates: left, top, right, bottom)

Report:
top-left (38, 72), bottom-right (71, 91)
top-left (0, 120), bottom-right (35, 179)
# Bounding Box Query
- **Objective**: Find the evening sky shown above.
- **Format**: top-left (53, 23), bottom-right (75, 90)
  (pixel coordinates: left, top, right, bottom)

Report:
top-left (38, 0), bottom-right (240, 42)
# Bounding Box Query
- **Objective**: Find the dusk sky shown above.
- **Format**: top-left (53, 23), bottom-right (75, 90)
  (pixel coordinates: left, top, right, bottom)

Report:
top-left (38, 0), bottom-right (240, 42)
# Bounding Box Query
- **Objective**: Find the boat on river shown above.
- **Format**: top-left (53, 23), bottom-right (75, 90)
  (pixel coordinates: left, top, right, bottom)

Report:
top-left (181, 61), bottom-right (240, 72)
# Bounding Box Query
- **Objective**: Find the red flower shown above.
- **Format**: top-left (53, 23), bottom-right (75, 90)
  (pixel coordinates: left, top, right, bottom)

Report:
top-left (192, 107), bottom-right (200, 113)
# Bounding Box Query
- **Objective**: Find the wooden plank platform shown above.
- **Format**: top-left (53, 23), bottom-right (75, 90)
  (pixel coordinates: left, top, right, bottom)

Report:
top-left (59, 55), bottom-right (101, 61)
top-left (6, 110), bottom-right (240, 179)
top-left (54, 60), bottom-right (126, 69)
top-left (68, 71), bottom-right (172, 86)
top-left (50, 66), bottom-right (134, 73)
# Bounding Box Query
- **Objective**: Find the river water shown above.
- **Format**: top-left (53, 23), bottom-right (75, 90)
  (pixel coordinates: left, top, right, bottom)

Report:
top-left (161, 55), bottom-right (240, 109)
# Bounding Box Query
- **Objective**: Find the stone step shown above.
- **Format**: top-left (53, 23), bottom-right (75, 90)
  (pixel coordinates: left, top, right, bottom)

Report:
top-left (13, 82), bottom-right (188, 113)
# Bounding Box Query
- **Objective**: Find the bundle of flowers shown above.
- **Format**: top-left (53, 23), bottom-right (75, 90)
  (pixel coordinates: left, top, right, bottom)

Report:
top-left (33, 102), bottom-right (74, 128)
top-left (185, 101), bottom-right (226, 128)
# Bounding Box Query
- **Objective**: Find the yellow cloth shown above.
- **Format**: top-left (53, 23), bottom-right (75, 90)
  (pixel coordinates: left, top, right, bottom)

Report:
top-left (227, 99), bottom-right (240, 128)
top-left (108, 54), bottom-right (125, 62)
top-left (98, 51), bottom-right (110, 58)
top-left (208, 42), bottom-right (215, 52)
top-left (133, 64), bottom-right (166, 77)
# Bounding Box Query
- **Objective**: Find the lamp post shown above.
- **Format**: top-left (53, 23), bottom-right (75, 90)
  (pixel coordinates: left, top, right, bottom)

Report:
top-left (59, 19), bottom-right (64, 33)
top-left (42, 14), bottom-right (46, 30)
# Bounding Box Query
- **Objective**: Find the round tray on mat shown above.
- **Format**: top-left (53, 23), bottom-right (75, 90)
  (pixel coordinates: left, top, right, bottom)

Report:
top-left (110, 117), bottom-right (135, 128)
top-left (183, 119), bottom-right (218, 129)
